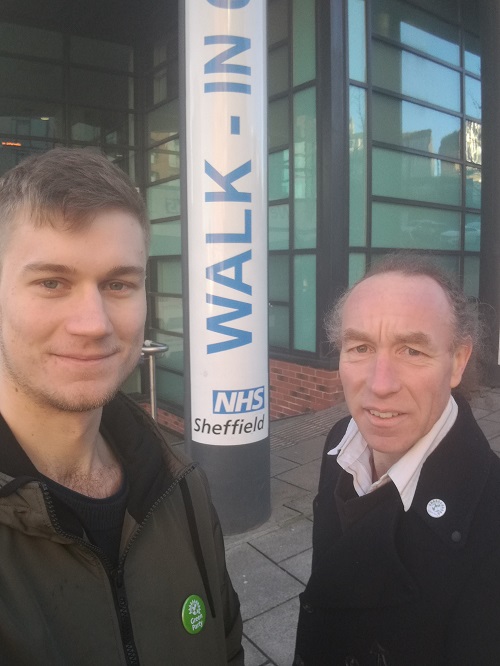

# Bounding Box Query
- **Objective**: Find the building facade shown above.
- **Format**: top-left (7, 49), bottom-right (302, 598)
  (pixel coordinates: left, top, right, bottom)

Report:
top-left (0, 0), bottom-right (497, 434)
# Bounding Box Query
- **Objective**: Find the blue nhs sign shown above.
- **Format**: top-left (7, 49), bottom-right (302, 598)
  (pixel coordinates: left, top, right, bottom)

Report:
top-left (213, 386), bottom-right (265, 414)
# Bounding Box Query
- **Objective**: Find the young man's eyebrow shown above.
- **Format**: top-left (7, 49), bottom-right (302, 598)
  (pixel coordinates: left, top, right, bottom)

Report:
top-left (22, 263), bottom-right (146, 279)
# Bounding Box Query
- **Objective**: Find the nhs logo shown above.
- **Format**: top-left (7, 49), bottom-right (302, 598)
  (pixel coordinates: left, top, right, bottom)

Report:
top-left (213, 386), bottom-right (265, 414)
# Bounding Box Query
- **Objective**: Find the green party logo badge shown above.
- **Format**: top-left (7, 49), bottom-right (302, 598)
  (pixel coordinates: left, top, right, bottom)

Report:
top-left (181, 594), bottom-right (206, 634)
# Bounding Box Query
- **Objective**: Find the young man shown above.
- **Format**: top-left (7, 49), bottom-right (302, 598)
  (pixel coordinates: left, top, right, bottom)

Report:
top-left (294, 255), bottom-right (500, 665)
top-left (0, 148), bottom-right (243, 665)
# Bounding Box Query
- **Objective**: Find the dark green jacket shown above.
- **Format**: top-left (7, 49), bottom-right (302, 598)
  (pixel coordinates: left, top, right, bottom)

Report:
top-left (0, 393), bottom-right (243, 665)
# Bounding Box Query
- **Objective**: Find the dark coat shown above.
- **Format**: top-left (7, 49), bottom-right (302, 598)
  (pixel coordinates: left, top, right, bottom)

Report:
top-left (294, 396), bottom-right (500, 666)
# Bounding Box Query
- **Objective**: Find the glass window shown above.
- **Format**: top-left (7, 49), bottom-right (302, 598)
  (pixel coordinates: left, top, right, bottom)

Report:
top-left (151, 296), bottom-right (183, 332)
top-left (148, 140), bottom-right (180, 182)
top-left (103, 148), bottom-right (135, 181)
top-left (463, 256), bottom-right (479, 297)
top-left (71, 36), bottom-right (132, 72)
top-left (372, 42), bottom-right (460, 112)
top-left (269, 255), bottom-right (289, 301)
top-left (372, 202), bottom-right (461, 250)
top-left (372, 0), bottom-right (460, 65)
top-left (269, 304), bottom-right (289, 348)
top-left (154, 259), bottom-right (182, 295)
top-left (147, 101), bottom-right (179, 145)
top-left (150, 220), bottom-right (181, 257)
top-left (349, 86), bottom-right (367, 245)
top-left (147, 179), bottom-right (181, 220)
top-left (372, 93), bottom-right (460, 159)
top-left (349, 0), bottom-right (366, 82)
top-left (156, 368), bottom-right (184, 405)
top-left (349, 253), bottom-right (366, 285)
top-left (269, 149), bottom-right (289, 201)
top-left (464, 33), bottom-right (481, 76)
top-left (294, 254), bottom-right (316, 352)
top-left (0, 23), bottom-right (62, 59)
top-left (269, 204), bottom-right (290, 250)
top-left (70, 69), bottom-right (131, 109)
top-left (0, 141), bottom-right (56, 177)
top-left (0, 100), bottom-right (63, 140)
top-left (268, 0), bottom-right (288, 46)
top-left (465, 76), bottom-right (481, 120)
top-left (0, 57), bottom-right (63, 101)
top-left (268, 46), bottom-right (289, 96)
top-left (293, 0), bottom-right (316, 86)
top-left (373, 148), bottom-right (461, 206)
top-left (466, 121), bottom-right (481, 165)
top-left (294, 88), bottom-right (317, 249)
top-left (269, 97), bottom-right (289, 150)
top-left (466, 167), bottom-right (481, 209)
top-left (70, 107), bottom-right (131, 145)
top-left (155, 333), bottom-right (184, 374)
top-left (465, 214), bottom-right (480, 252)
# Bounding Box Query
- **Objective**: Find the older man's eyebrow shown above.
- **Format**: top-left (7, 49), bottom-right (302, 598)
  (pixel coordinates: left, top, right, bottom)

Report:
top-left (394, 331), bottom-right (434, 348)
top-left (341, 328), bottom-right (371, 343)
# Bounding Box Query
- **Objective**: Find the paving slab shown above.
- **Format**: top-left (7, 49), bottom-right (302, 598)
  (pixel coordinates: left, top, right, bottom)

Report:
top-left (275, 435), bottom-right (326, 464)
top-left (477, 418), bottom-right (500, 439)
top-left (270, 477), bottom-right (312, 504)
top-left (284, 492), bottom-right (315, 519)
top-left (270, 454), bottom-right (298, 477)
top-left (478, 408), bottom-right (500, 423)
top-left (276, 458), bottom-right (322, 493)
top-left (241, 636), bottom-right (271, 666)
top-left (244, 597), bottom-right (301, 666)
top-left (225, 543), bottom-right (304, 621)
top-left (471, 391), bottom-right (500, 413)
top-left (250, 517), bottom-right (313, 563)
top-left (280, 548), bottom-right (313, 585)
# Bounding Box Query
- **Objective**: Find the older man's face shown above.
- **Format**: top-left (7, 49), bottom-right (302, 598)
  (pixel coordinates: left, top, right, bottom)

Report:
top-left (339, 272), bottom-right (471, 464)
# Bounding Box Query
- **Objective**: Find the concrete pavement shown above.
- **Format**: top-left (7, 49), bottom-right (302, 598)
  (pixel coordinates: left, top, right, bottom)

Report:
top-left (223, 387), bottom-right (500, 665)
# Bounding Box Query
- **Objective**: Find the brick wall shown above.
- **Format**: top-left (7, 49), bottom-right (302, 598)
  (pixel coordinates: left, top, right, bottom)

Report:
top-left (145, 358), bottom-right (344, 435)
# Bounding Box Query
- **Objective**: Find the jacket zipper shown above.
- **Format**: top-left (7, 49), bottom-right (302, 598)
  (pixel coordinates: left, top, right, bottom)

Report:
top-left (39, 464), bottom-right (196, 666)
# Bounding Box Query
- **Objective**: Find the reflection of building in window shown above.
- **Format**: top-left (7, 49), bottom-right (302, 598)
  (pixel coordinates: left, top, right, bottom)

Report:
top-left (466, 121), bottom-right (482, 165)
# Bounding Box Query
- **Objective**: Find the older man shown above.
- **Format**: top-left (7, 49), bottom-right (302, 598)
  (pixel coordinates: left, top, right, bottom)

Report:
top-left (0, 148), bottom-right (242, 665)
top-left (294, 255), bottom-right (500, 665)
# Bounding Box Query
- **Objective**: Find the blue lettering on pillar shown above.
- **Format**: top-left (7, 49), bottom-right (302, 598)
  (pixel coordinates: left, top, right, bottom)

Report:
top-left (206, 250), bottom-right (252, 295)
top-left (204, 35), bottom-right (251, 94)
top-left (206, 294), bottom-right (252, 353)
top-left (205, 161), bottom-right (251, 202)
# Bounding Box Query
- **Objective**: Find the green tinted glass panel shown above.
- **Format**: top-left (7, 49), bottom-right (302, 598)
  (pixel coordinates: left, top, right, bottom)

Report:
top-left (294, 255), bottom-right (316, 352)
top-left (0, 57), bottom-right (63, 101)
top-left (268, 0), bottom-right (288, 46)
top-left (70, 69), bottom-right (131, 109)
top-left (0, 23), bottom-right (62, 59)
top-left (156, 259), bottom-right (182, 295)
top-left (71, 36), bottom-right (132, 72)
top-left (147, 179), bottom-right (181, 220)
top-left (349, 253), bottom-right (366, 285)
top-left (148, 140), bottom-right (180, 182)
top-left (373, 42), bottom-right (460, 112)
top-left (269, 304), bottom-right (289, 347)
top-left (372, 250), bottom-right (459, 276)
top-left (373, 148), bottom-right (461, 206)
top-left (465, 76), bottom-right (481, 120)
top-left (70, 107), bottom-right (131, 144)
top-left (466, 121), bottom-right (481, 165)
top-left (293, 0), bottom-right (315, 85)
top-left (268, 46), bottom-right (289, 96)
top-left (269, 149), bottom-right (289, 201)
top-left (372, 93), bottom-right (460, 158)
top-left (150, 220), bottom-right (181, 257)
top-left (104, 148), bottom-right (135, 181)
top-left (269, 204), bottom-right (289, 250)
top-left (269, 255), bottom-right (289, 301)
top-left (155, 333), bottom-right (184, 374)
top-left (465, 214), bottom-right (480, 252)
top-left (463, 256), bottom-right (479, 298)
top-left (372, 0), bottom-right (459, 65)
top-left (0, 141), bottom-right (55, 177)
top-left (349, 0), bottom-right (366, 82)
top-left (349, 86), bottom-right (367, 245)
top-left (0, 100), bottom-right (63, 139)
top-left (269, 98), bottom-right (289, 150)
top-left (147, 101), bottom-right (179, 145)
top-left (372, 202), bottom-right (461, 250)
top-left (466, 167), bottom-right (481, 209)
top-left (151, 296), bottom-right (183, 332)
top-left (157, 367), bottom-right (184, 406)
top-left (294, 88), bottom-right (317, 249)
top-left (464, 33), bottom-right (481, 76)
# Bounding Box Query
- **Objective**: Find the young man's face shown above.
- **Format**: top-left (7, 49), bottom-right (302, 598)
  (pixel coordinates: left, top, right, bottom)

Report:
top-left (339, 272), bottom-right (471, 464)
top-left (0, 209), bottom-right (147, 413)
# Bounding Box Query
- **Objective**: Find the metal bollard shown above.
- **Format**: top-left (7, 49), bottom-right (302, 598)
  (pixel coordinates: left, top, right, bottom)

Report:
top-left (141, 340), bottom-right (168, 421)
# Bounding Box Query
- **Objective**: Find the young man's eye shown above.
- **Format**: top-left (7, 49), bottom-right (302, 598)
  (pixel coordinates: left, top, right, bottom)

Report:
top-left (41, 280), bottom-right (60, 290)
top-left (108, 282), bottom-right (126, 291)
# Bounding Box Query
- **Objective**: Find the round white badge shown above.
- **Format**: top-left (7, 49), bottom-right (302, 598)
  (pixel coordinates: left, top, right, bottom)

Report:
top-left (426, 499), bottom-right (446, 518)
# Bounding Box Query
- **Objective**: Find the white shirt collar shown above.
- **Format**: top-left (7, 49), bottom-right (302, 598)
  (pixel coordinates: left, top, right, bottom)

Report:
top-left (328, 396), bottom-right (458, 511)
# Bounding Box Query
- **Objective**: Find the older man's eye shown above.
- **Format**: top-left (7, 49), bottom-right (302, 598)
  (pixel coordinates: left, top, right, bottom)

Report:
top-left (355, 345), bottom-right (368, 353)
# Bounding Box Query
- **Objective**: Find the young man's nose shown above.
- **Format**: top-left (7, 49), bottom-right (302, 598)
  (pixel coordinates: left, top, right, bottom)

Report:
top-left (65, 288), bottom-right (113, 337)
